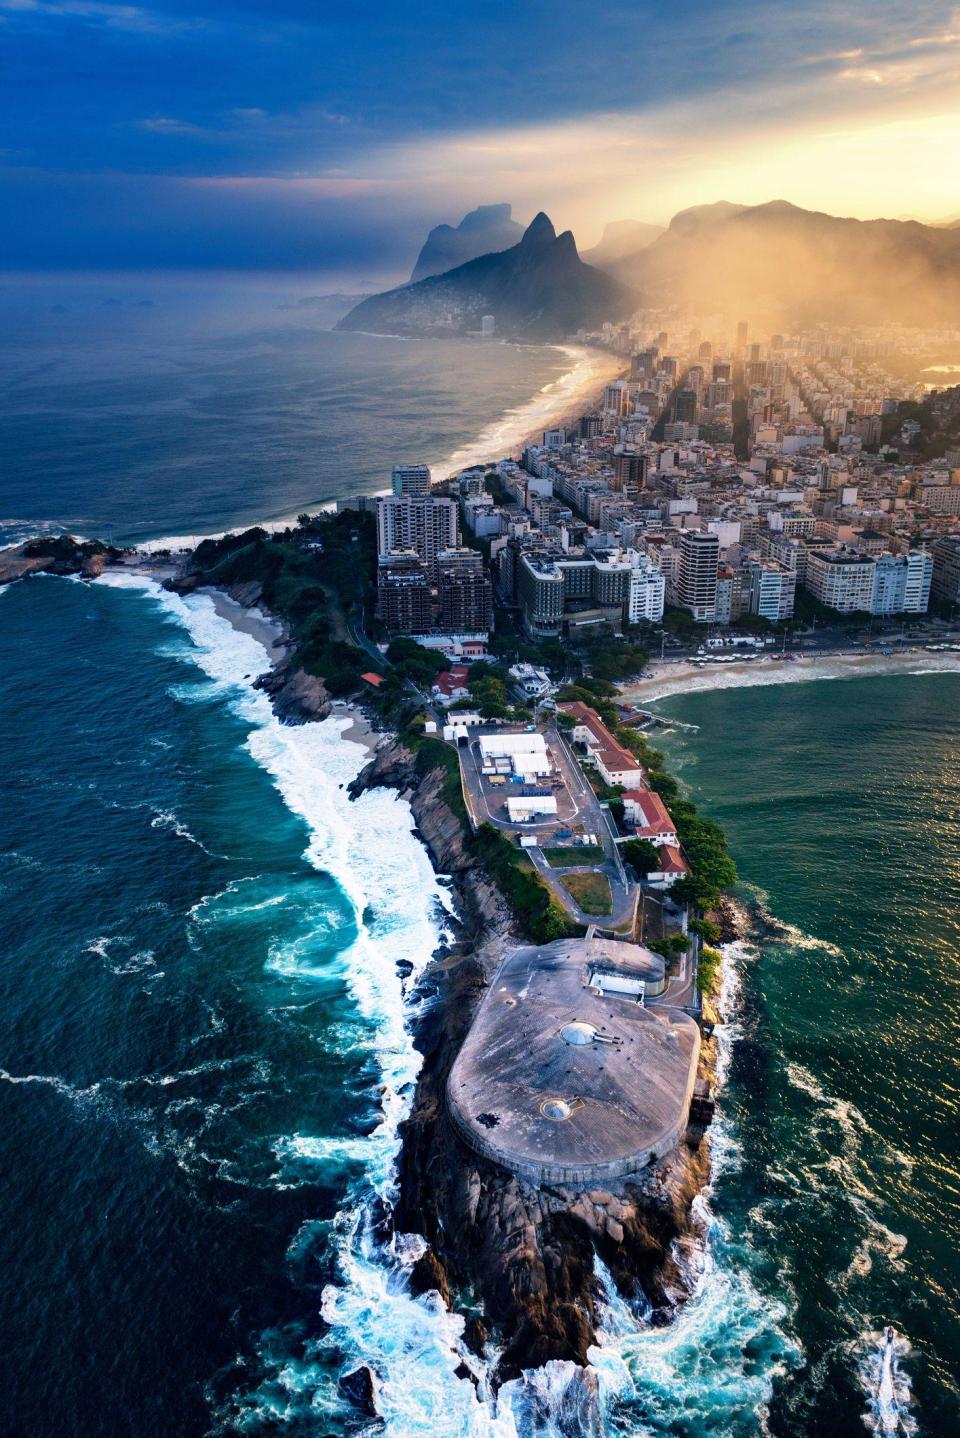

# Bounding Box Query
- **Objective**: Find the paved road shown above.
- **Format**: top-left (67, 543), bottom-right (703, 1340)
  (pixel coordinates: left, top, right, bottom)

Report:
top-left (454, 721), bottom-right (640, 927)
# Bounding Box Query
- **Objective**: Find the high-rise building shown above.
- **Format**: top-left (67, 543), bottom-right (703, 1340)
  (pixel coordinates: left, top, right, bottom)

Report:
top-left (603, 381), bottom-right (632, 417)
top-left (613, 449), bottom-right (647, 493)
top-left (712, 361), bottom-right (732, 383)
top-left (437, 548), bottom-right (493, 633)
top-left (627, 553), bottom-right (666, 624)
top-left (518, 554), bottom-right (565, 637)
top-left (376, 552), bottom-right (432, 634)
top-left (481, 315), bottom-right (495, 336)
top-left (376, 495), bottom-right (458, 580)
top-left (677, 531), bottom-right (720, 621)
top-left (931, 536), bottom-right (960, 608)
top-left (631, 349), bottom-right (658, 379)
top-left (391, 464), bottom-right (432, 497)
top-left (673, 388), bottom-right (698, 424)
top-left (870, 551), bottom-right (931, 614)
top-left (748, 560), bottom-right (796, 621)
top-left (736, 320), bottom-right (748, 353)
top-left (803, 549), bottom-right (876, 612)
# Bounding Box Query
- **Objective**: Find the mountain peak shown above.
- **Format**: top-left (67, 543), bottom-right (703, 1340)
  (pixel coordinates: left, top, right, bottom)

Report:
top-left (521, 212), bottom-right (557, 247)
top-left (409, 203), bottom-right (524, 282)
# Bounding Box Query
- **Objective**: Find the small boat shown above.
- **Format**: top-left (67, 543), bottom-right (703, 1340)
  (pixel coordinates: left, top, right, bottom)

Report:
top-left (876, 1327), bottom-right (900, 1433)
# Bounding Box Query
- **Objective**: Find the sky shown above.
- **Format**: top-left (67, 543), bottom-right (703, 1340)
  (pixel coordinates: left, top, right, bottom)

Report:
top-left (3, 0), bottom-right (960, 281)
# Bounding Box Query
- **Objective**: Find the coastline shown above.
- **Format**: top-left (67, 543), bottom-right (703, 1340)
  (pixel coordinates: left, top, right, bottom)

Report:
top-left (622, 647), bottom-right (960, 705)
top-left (126, 340), bottom-right (621, 554)
top-left (183, 570), bottom-right (725, 1406)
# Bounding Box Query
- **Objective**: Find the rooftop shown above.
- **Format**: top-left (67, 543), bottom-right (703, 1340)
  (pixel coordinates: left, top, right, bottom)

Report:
top-left (447, 937), bottom-right (700, 1186)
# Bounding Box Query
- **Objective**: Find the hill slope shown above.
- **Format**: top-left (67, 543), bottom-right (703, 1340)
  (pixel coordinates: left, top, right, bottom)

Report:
top-left (338, 213), bottom-right (638, 340)
top-left (610, 200), bottom-right (960, 325)
top-left (582, 219), bottom-right (664, 268)
top-left (410, 204), bottom-right (525, 282)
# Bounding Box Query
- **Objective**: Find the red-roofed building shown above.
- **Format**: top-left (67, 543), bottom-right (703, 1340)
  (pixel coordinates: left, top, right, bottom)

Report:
top-left (361, 671), bottom-right (384, 688)
top-left (432, 665), bottom-right (471, 705)
top-left (647, 844), bottom-right (689, 889)
top-left (557, 700), bottom-right (644, 788)
top-left (621, 789), bottom-right (677, 844)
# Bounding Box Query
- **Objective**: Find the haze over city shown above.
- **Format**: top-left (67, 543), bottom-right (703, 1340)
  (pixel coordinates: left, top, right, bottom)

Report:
top-left (3, 4), bottom-right (960, 1438)
top-left (4, 0), bottom-right (960, 277)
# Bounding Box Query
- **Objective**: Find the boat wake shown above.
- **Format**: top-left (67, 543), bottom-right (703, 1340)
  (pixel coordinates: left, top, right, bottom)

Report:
top-left (858, 1328), bottom-right (917, 1435)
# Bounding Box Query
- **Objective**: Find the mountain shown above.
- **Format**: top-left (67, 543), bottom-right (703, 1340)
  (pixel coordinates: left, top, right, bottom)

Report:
top-left (581, 219), bottom-right (664, 268)
top-left (607, 199), bottom-right (960, 326)
top-left (410, 204), bottom-right (525, 282)
top-left (337, 212), bottom-right (639, 341)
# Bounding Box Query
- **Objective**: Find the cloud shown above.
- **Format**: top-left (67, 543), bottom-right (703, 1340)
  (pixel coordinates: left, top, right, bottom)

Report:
top-left (0, 0), bottom-right (187, 32)
top-left (139, 115), bottom-right (207, 135)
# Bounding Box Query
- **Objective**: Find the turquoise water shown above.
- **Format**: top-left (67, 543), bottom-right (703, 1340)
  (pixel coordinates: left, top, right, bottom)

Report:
top-left (641, 675), bottom-right (960, 1436)
top-left (0, 574), bottom-right (481, 1435)
top-left (3, 280), bottom-right (959, 1434)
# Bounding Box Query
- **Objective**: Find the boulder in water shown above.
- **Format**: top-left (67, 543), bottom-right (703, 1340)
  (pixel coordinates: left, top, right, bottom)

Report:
top-left (338, 1364), bottom-right (380, 1417)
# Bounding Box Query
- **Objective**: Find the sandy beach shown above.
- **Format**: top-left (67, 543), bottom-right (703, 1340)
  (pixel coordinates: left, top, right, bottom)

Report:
top-left (621, 648), bottom-right (960, 705)
top-left (199, 586), bottom-right (290, 658)
top-left (433, 343), bottom-right (623, 480)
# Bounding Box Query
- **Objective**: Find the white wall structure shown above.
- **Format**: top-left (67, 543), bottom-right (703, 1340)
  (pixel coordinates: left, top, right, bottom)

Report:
top-left (506, 794), bottom-right (558, 821)
top-left (478, 731), bottom-right (551, 777)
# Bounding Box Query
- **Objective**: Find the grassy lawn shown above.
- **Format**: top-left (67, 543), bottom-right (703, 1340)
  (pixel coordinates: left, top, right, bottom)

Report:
top-left (560, 870), bottom-right (612, 915)
top-left (542, 845), bottom-right (606, 867)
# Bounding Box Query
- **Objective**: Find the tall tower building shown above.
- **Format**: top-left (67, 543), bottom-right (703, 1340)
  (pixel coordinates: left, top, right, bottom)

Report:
top-left (391, 464), bottom-right (432, 497)
top-left (437, 548), bottom-right (493, 633)
top-left (376, 495), bottom-right (458, 580)
top-left (677, 530), bottom-right (720, 622)
top-left (376, 552), bottom-right (433, 634)
top-left (613, 449), bottom-right (647, 494)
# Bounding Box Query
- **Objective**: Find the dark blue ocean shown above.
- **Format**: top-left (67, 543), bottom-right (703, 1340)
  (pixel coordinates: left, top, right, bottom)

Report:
top-left (2, 280), bottom-right (958, 1436)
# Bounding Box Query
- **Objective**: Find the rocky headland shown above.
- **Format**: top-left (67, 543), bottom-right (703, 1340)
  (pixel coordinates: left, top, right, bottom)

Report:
top-left (0, 534), bottom-right (129, 584)
top-left (348, 736), bottom-right (721, 1401)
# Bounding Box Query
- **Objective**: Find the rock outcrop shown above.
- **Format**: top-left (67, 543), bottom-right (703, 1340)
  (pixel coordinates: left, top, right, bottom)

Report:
top-left (254, 663), bottom-right (332, 724)
top-left (410, 203), bottom-right (524, 283)
top-left (0, 535), bottom-right (128, 585)
top-left (338, 212), bottom-right (638, 341)
top-left (349, 738), bottom-right (716, 1392)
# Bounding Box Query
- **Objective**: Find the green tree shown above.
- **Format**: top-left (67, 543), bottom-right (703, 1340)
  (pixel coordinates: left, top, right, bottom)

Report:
top-left (621, 838), bottom-right (661, 875)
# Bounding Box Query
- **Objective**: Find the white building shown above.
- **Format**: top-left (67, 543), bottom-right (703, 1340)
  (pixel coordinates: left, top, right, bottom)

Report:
top-left (391, 464), bottom-right (432, 497)
top-left (748, 560), bottom-right (796, 621)
top-left (870, 550), bottom-right (932, 615)
top-left (377, 495), bottom-right (459, 580)
top-left (627, 552), bottom-right (666, 624)
top-left (509, 663), bottom-right (552, 700)
top-left (804, 549), bottom-right (876, 613)
top-left (478, 731), bottom-right (551, 778)
top-left (506, 793), bottom-right (558, 822)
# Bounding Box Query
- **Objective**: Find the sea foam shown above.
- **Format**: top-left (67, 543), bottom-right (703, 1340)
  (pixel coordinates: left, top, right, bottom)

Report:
top-left (98, 573), bottom-right (799, 1436)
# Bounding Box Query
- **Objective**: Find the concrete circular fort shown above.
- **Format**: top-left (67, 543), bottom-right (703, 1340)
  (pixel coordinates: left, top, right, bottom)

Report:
top-left (447, 936), bottom-right (701, 1187)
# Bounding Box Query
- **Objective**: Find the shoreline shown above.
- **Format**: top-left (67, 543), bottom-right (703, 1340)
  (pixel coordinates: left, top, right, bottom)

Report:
top-left (187, 571), bottom-right (723, 1400)
top-left (622, 647), bottom-right (960, 705)
top-left (125, 341), bottom-right (621, 554)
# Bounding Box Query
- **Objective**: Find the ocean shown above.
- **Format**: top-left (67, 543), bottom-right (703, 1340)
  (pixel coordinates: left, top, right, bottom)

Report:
top-left (647, 677), bottom-right (960, 1437)
top-left (0, 274), bottom-right (613, 549)
top-left (2, 283), bottom-right (958, 1436)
